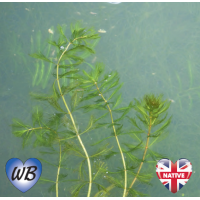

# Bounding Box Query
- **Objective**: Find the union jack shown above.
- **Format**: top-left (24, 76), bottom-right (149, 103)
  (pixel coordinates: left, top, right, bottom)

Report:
top-left (156, 158), bottom-right (192, 193)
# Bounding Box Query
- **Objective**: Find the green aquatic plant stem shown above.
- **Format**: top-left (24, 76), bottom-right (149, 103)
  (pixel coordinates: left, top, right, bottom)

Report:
top-left (25, 125), bottom-right (62, 197)
top-left (56, 37), bottom-right (92, 197)
top-left (56, 141), bottom-right (62, 197)
top-left (126, 112), bottom-right (152, 197)
top-left (94, 82), bottom-right (127, 197)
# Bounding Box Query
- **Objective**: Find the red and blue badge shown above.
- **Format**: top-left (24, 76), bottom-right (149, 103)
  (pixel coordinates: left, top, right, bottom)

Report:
top-left (156, 158), bottom-right (192, 193)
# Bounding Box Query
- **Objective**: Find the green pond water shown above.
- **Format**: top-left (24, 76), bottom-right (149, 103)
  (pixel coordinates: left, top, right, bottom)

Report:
top-left (0, 2), bottom-right (200, 197)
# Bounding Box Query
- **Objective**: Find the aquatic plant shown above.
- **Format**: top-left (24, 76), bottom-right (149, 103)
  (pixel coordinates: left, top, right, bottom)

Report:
top-left (11, 22), bottom-right (172, 197)
top-left (30, 24), bottom-right (99, 90)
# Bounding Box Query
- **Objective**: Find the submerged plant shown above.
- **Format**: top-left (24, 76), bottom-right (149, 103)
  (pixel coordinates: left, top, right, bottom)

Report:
top-left (11, 22), bottom-right (172, 197)
top-left (125, 93), bottom-right (171, 196)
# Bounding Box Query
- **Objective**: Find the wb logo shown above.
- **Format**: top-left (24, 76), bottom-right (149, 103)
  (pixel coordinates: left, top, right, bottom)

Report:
top-left (6, 158), bottom-right (42, 193)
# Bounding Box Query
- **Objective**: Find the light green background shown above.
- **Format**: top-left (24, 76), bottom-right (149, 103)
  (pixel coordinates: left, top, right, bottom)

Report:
top-left (0, 2), bottom-right (199, 197)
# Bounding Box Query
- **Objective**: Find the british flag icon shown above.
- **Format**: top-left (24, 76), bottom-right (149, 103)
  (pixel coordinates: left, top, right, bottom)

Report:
top-left (156, 158), bottom-right (192, 193)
